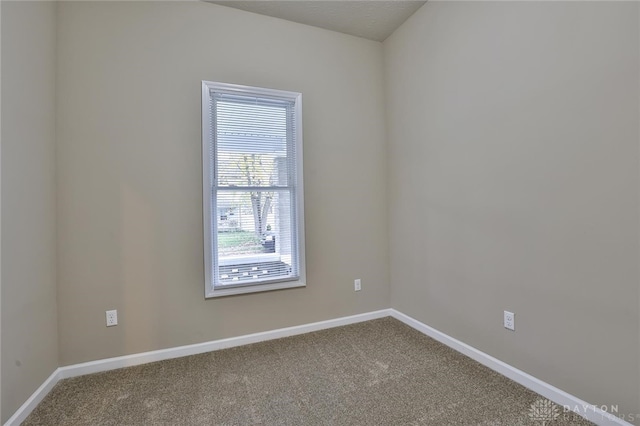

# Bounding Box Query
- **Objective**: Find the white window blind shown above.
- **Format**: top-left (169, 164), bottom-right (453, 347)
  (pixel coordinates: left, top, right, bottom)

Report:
top-left (202, 81), bottom-right (305, 297)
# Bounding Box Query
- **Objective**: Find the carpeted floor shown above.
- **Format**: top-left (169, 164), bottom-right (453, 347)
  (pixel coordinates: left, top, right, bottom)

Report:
top-left (23, 317), bottom-right (594, 425)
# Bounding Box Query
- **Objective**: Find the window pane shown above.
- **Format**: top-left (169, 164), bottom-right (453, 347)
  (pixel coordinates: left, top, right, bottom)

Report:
top-left (215, 189), bottom-right (297, 286)
top-left (215, 96), bottom-right (294, 188)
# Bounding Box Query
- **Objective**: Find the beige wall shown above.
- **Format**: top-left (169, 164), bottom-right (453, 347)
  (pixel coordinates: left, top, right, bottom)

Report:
top-left (56, 1), bottom-right (389, 366)
top-left (384, 1), bottom-right (640, 419)
top-left (1, 1), bottom-right (59, 421)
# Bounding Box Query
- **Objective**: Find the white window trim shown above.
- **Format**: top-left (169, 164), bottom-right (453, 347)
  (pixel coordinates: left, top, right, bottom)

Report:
top-left (202, 81), bottom-right (306, 298)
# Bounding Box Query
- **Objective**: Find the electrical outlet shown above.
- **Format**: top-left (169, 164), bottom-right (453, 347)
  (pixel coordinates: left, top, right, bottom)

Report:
top-left (354, 279), bottom-right (361, 292)
top-left (504, 311), bottom-right (515, 331)
top-left (106, 310), bottom-right (118, 327)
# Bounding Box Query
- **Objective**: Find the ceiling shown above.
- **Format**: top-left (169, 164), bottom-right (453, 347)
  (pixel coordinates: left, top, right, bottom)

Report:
top-left (207, 1), bottom-right (427, 42)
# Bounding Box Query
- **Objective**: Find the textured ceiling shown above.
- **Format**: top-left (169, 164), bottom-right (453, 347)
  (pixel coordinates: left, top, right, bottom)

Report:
top-left (207, 1), bottom-right (427, 42)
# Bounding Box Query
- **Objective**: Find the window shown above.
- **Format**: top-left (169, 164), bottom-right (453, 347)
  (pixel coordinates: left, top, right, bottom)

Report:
top-left (202, 81), bottom-right (305, 297)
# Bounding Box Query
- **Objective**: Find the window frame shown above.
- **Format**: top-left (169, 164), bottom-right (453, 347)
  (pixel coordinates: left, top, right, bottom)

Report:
top-left (202, 81), bottom-right (306, 298)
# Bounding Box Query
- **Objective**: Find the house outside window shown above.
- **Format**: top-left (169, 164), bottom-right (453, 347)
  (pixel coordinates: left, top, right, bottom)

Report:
top-left (202, 81), bottom-right (306, 297)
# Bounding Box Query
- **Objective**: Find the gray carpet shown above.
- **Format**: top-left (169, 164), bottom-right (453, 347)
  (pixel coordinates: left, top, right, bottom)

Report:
top-left (23, 317), bottom-right (594, 425)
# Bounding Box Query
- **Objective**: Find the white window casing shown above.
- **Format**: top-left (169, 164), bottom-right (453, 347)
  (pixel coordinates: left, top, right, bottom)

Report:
top-left (202, 81), bottom-right (306, 297)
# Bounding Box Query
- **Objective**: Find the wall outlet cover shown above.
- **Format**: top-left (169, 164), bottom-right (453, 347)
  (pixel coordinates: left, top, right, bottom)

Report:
top-left (106, 310), bottom-right (118, 327)
top-left (504, 311), bottom-right (515, 331)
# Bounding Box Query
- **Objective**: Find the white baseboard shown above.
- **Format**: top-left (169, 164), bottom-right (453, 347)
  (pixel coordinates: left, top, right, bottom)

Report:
top-left (5, 308), bottom-right (630, 426)
top-left (3, 309), bottom-right (391, 425)
top-left (57, 309), bottom-right (392, 380)
top-left (3, 368), bottom-right (62, 426)
top-left (389, 309), bottom-right (631, 426)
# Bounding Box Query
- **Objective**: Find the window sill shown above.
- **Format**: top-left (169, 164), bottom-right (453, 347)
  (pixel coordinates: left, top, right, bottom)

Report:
top-left (205, 280), bottom-right (306, 298)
